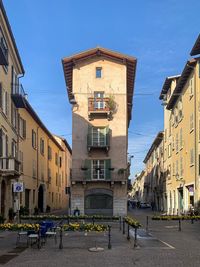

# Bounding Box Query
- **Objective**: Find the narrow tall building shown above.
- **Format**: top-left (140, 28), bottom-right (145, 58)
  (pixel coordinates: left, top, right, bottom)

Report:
top-left (62, 48), bottom-right (137, 216)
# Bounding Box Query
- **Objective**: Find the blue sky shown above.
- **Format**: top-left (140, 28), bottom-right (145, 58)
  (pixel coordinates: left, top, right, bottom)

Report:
top-left (4, 0), bottom-right (200, 179)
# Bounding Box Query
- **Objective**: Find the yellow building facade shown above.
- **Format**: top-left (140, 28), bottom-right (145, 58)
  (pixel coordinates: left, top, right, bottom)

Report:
top-left (160, 55), bottom-right (200, 214)
top-left (0, 0), bottom-right (24, 218)
top-left (143, 132), bottom-right (165, 211)
top-left (0, 1), bottom-right (71, 219)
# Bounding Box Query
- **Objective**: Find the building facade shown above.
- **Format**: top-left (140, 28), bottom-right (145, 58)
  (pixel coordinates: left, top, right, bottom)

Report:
top-left (160, 39), bottom-right (200, 214)
top-left (0, 0), bottom-right (25, 219)
top-left (0, 1), bottom-right (71, 219)
top-left (131, 171), bottom-right (145, 203)
top-left (62, 47), bottom-right (137, 216)
top-left (143, 132), bottom-right (165, 211)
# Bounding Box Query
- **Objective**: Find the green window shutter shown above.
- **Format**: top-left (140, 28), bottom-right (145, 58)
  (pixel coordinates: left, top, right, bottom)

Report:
top-left (105, 126), bottom-right (110, 146)
top-left (85, 159), bottom-right (91, 180)
top-left (105, 159), bottom-right (111, 180)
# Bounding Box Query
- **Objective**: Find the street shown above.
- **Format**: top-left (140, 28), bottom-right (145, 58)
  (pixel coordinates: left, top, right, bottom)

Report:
top-left (0, 209), bottom-right (200, 266)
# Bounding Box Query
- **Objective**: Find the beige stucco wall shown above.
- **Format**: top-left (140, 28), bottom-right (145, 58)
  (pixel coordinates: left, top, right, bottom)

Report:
top-left (163, 62), bottom-right (200, 214)
top-left (71, 56), bottom-right (129, 216)
top-left (17, 108), bottom-right (71, 214)
top-left (0, 7), bottom-right (23, 219)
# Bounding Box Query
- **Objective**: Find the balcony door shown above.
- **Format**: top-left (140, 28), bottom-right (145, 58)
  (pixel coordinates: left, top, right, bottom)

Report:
top-left (94, 92), bottom-right (104, 109)
top-left (92, 127), bottom-right (106, 146)
top-left (92, 160), bottom-right (105, 180)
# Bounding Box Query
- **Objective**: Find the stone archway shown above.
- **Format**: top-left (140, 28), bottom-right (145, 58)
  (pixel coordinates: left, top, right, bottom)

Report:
top-left (1, 180), bottom-right (6, 217)
top-left (85, 188), bottom-right (113, 216)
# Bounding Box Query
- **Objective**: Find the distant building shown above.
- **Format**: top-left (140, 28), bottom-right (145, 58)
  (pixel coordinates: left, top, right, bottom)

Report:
top-left (62, 47), bottom-right (137, 216)
top-left (143, 132), bottom-right (165, 211)
top-left (131, 171), bottom-right (145, 202)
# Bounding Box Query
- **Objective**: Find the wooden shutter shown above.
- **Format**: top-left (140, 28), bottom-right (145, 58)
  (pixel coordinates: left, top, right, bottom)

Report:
top-left (105, 159), bottom-right (111, 180)
top-left (23, 119), bottom-right (26, 138)
top-left (85, 159), bottom-right (91, 180)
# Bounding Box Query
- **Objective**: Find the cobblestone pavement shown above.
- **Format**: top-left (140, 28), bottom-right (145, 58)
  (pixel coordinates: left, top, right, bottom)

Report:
top-left (0, 209), bottom-right (200, 266)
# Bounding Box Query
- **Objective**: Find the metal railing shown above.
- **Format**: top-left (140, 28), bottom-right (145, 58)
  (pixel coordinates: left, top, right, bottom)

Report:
top-left (71, 169), bottom-right (127, 182)
top-left (11, 83), bottom-right (27, 97)
top-left (88, 97), bottom-right (110, 112)
top-left (0, 157), bottom-right (20, 174)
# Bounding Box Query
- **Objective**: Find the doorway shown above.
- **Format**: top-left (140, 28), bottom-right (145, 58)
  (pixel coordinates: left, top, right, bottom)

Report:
top-left (1, 180), bottom-right (6, 217)
top-left (38, 185), bottom-right (44, 212)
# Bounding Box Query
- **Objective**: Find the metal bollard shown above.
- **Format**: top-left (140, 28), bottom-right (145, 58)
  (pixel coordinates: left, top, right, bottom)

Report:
top-left (92, 216), bottom-right (95, 225)
top-left (119, 216), bottom-right (122, 231)
top-left (178, 219), bottom-right (181, 231)
top-left (59, 226), bottom-right (63, 249)
top-left (146, 216), bottom-right (149, 232)
top-left (123, 218), bottom-right (125, 235)
top-left (134, 227), bottom-right (138, 248)
top-left (127, 224), bottom-right (130, 240)
top-left (108, 225), bottom-right (112, 249)
top-left (191, 217), bottom-right (194, 224)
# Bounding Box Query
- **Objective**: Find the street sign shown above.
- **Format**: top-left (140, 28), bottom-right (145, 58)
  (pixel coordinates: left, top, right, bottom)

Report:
top-left (13, 182), bottom-right (24, 192)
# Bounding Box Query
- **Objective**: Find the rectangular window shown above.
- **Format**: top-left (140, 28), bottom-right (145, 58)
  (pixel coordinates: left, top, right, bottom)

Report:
top-left (180, 157), bottom-right (183, 177)
top-left (94, 91), bottom-right (104, 109)
top-left (168, 143), bottom-right (172, 158)
top-left (55, 153), bottom-right (58, 165)
top-left (59, 156), bottom-right (62, 168)
top-left (32, 130), bottom-right (36, 149)
top-left (0, 128), bottom-right (8, 157)
top-left (180, 128), bottom-right (183, 149)
top-left (19, 117), bottom-right (26, 139)
top-left (96, 67), bottom-right (102, 78)
top-left (48, 146), bottom-right (52, 160)
top-left (11, 140), bottom-right (17, 158)
top-left (190, 114), bottom-right (194, 132)
top-left (168, 165), bottom-right (171, 180)
top-left (176, 160), bottom-right (179, 176)
top-left (92, 160), bottom-right (105, 180)
top-left (190, 148), bottom-right (194, 166)
top-left (176, 133), bottom-right (179, 153)
top-left (172, 162), bottom-right (175, 176)
top-left (190, 77), bottom-right (194, 97)
top-left (40, 138), bottom-right (44, 155)
top-left (0, 86), bottom-right (8, 116)
top-left (91, 127), bottom-right (107, 146)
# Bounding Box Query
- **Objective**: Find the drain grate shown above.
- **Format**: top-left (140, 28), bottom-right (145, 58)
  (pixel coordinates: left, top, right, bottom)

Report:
top-left (0, 254), bottom-right (18, 264)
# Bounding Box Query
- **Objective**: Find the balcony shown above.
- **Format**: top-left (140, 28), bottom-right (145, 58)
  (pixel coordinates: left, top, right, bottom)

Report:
top-left (0, 33), bottom-right (8, 66)
top-left (0, 157), bottom-right (21, 177)
top-left (71, 169), bottom-right (127, 185)
top-left (11, 83), bottom-right (27, 107)
top-left (88, 97), bottom-right (113, 120)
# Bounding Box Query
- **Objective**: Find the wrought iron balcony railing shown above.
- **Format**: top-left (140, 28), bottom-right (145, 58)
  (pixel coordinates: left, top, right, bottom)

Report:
top-left (11, 83), bottom-right (26, 97)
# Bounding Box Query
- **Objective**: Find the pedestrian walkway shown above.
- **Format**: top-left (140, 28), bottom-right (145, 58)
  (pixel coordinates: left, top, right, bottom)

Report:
top-left (1, 210), bottom-right (200, 266)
